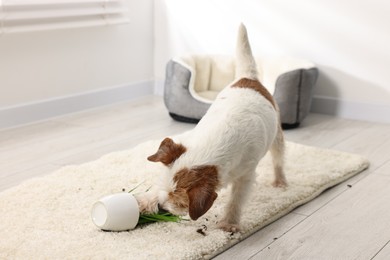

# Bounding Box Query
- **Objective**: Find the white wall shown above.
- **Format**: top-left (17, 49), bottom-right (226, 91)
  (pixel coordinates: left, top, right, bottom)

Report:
top-left (0, 0), bottom-right (154, 108)
top-left (154, 0), bottom-right (390, 122)
top-left (2, 0), bottom-right (390, 126)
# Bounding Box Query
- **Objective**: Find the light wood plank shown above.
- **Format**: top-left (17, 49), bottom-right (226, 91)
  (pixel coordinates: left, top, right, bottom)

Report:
top-left (52, 121), bottom-right (194, 166)
top-left (373, 240), bottom-right (390, 260)
top-left (214, 213), bottom-right (306, 259)
top-left (332, 123), bottom-right (390, 170)
top-left (252, 174), bottom-right (390, 259)
top-left (291, 118), bottom-right (389, 216)
top-left (0, 120), bottom-right (83, 152)
top-left (0, 105), bottom-right (173, 176)
top-left (293, 167), bottom-right (371, 216)
top-left (284, 114), bottom-right (371, 149)
top-left (376, 160), bottom-right (390, 176)
top-left (284, 114), bottom-right (374, 216)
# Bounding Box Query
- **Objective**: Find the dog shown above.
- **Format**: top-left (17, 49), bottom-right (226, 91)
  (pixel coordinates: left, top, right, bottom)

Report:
top-left (136, 24), bottom-right (287, 232)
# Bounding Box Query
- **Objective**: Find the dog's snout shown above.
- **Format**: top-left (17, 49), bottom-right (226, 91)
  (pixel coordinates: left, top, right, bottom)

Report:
top-left (157, 204), bottom-right (168, 213)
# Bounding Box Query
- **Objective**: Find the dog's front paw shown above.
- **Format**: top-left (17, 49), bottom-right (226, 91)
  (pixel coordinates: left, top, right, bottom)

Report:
top-left (135, 193), bottom-right (159, 214)
top-left (272, 178), bottom-right (288, 188)
top-left (217, 221), bottom-right (241, 233)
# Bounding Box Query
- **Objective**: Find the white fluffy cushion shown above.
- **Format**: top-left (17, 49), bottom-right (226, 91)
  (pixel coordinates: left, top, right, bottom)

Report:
top-left (175, 55), bottom-right (315, 103)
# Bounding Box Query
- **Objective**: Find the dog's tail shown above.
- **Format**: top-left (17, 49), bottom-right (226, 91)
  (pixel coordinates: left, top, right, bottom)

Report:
top-left (235, 23), bottom-right (258, 80)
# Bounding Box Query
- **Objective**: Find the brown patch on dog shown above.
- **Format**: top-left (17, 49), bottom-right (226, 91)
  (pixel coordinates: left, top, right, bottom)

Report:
top-left (147, 138), bottom-right (186, 166)
top-left (172, 165), bottom-right (219, 220)
top-left (168, 187), bottom-right (189, 210)
top-left (232, 78), bottom-right (276, 109)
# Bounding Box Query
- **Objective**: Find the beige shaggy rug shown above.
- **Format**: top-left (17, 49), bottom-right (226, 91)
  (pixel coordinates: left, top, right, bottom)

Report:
top-left (0, 140), bottom-right (369, 259)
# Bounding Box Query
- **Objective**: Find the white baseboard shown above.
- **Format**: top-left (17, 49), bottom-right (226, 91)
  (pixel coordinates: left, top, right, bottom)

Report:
top-left (0, 80), bottom-right (154, 129)
top-left (154, 79), bottom-right (164, 96)
top-left (311, 96), bottom-right (390, 124)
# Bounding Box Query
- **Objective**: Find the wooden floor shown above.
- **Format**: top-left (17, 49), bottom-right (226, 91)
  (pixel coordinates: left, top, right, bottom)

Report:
top-left (1, 95), bottom-right (390, 259)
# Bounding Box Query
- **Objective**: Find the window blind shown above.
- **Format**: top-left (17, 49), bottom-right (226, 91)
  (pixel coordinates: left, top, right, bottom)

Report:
top-left (0, 0), bottom-right (129, 34)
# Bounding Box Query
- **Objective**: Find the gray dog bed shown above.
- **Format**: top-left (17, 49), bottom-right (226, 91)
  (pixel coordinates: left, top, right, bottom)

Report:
top-left (164, 55), bottom-right (318, 129)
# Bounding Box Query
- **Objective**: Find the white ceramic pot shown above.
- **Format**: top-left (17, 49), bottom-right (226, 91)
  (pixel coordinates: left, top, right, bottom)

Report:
top-left (91, 193), bottom-right (139, 231)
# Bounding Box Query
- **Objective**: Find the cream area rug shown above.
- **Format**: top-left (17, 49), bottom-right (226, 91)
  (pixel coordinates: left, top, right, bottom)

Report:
top-left (0, 140), bottom-right (369, 259)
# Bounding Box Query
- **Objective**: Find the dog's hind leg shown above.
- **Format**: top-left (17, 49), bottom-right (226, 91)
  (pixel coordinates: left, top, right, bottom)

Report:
top-left (270, 124), bottom-right (287, 187)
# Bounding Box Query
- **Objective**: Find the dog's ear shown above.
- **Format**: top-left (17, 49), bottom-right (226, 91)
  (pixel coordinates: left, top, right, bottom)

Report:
top-left (188, 185), bottom-right (218, 220)
top-left (147, 138), bottom-right (186, 166)
top-left (186, 166), bottom-right (219, 220)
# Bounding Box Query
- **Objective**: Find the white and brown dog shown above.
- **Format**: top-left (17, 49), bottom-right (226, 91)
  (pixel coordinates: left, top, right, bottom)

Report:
top-left (136, 24), bottom-right (287, 232)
